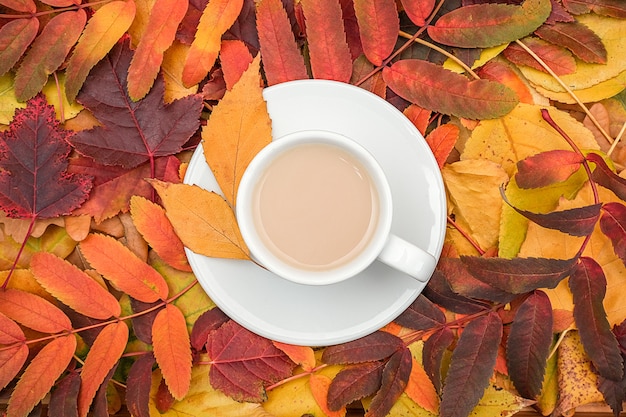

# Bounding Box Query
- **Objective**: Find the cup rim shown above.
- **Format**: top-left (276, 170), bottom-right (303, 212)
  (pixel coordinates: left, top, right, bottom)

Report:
top-left (236, 129), bottom-right (393, 286)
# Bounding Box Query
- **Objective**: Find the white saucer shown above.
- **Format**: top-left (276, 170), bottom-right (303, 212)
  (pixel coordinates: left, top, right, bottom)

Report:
top-left (183, 80), bottom-right (446, 346)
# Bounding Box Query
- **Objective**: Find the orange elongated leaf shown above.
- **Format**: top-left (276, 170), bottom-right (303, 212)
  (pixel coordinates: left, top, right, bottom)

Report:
top-left (127, 0), bottom-right (189, 100)
top-left (0, 344), bottom-right (28, 392)
top-left (30, 252), bottom-right (121, 319)
top-left (503, 37), bottom-right (576, 76)
top-left (0, 288), bottom-right (72, 333)
top-left (0, 311), bottom-right (25, 344)
top-left (273, 342), bottom-right (316, 372)
top-left (256, 0), bottom-right (308, 86)
top-left (152, 304), bottom-right (192, 400)
top-left (400, 0), bottom-right (435, 26)
top-left (405, 356), bottom-right (439, 414)
top-left (515, 149), bottom-right (584, 188)
top-left (0, 18), bottom-right (39, 77)
top-left (202, 55), bottom-right (272, 207)
top-left (476, 60), bottom-right (534, 104)
top-left (150, 181), bottom-right (250, 260)
top-left (14, 10), bottom-right (86, 102)
top-left (65, 0), bottom-right (136, 102)
top-left (309, 374), bottom-right (345, 417)
top-left (353, 0), bottom-right (398, 66)
top-left (535, 21), bottom-right (607, 64)
top-left (78, 321), bottom-right (128, 417)
top-left (0, 0), bottom-right (35, 12)
top-left (383, 59), bottom-right (518, 120)
top-left (79, 233), bottom-right (169, 302)
top-left (6, 334), bottom-right (76, 417)
top-left (182, 0), bottom-right (244, 87)
top-left (427, 0), bottom-right (552, 48)
top-left (300, 0), bottom-right (352, 82)
top-left (403, 104), bottom-right (431, 135)
top-left (220, 39), bottom-right (253, 89)
top-left (129, 196), bottom-right (191, 272)
top-left (425, 123), bottom-right (459, 168)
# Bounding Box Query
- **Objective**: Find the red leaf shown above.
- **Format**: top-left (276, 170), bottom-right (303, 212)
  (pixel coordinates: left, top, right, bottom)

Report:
top-left (125, 353), bottom-right (155, 417)
top-left (367, 348), bottom-right (413, 417)
top-left (461, 256), bottom-right (577, 294)
top-left (0, 18), bottom-right (39, 77)
top-left (403, 104), bottom-right (431, 136)
top-left (535, 21), bottom-right (607, 64)
top-left (207, 320), bottom-right (295, 402)
top-left (507, 290), bottom-right (553, 399)
top-left (425, 123), bottom-right (459, 168)
top-left (562, 0), bottom-right (626, 18)
top-left (600, 202), bottom-right (626, 266)
top-left (476, 60), bottom-right (535, 104)
top-left (0, 95), bottom-right (92, 219)
top-left (0, 343), bottom-right (28, 392)
top-left (322, 331), bottom-right (404, 365)
top-left (569, 257), bottom-right (624, 381)
top-left (0, 0), bottom-right (36, 13)
top-left (300, 0), bottom-right (353, 82)
top-left (394, 294), bottom-right (446, 331)
top-left (0, 288), bottom-right (72, 333)
top-left (0, 311), bottom-right (25, 344)
top-left (383, 59), bottom-right (518, 120)
top-left (515, 149), bottom-right (584, 188)
top-left (503, 37), bottom-right (576, 76)
top-left (70, 40), bottom-right (203, 169)
top-left (327, 362), bottom-right (384, 411)
top-left (440, 312), bottom-right (503, 417)
top-left (423, 270), bottom-right (491, 314)
top-left (353, 0), bottom-right (399, 66)
top-left (400, 0), bottom-right (435, 26)
top-left (423, 326), bottom-right (455, 393)
top-left (48, 372), bottom-right (81, 417)
top-left (220, 40), bottom-right (253, 89)
top-left (588, 152), bottom-right (626, 202)
top-left (256, 0), bottom-right (309, 86)
top-left (190, 307), bottom-right (230, 351)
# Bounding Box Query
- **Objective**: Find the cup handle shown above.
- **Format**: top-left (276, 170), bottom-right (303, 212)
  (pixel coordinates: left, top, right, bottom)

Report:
top-left (377, 234), bottom-right (437, 282)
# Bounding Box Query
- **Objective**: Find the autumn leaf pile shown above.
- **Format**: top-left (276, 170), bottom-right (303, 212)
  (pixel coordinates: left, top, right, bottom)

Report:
top-left (1, 0), bottom-right (626, 416)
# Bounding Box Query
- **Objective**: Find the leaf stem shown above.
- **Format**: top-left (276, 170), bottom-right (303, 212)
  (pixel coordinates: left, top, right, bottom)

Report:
top-left (265, 363), bottom-right (329, 391)
top-left (446, 215), bottom-right (486, 255)
top-left (0, 216), bottom-right (36, 290)
top-left (607, 120), bottom-right (626, 157)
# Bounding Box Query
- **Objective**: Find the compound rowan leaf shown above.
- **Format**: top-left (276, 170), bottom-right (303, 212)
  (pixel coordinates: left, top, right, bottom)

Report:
top-left (569, 257), bottom-right (624, 382)
top-left (0, 0), bottom-right (35, 12)
top-left (383, 59), bottom-right (519, 120)
top-left (368, 348), bottom-right (413, 417)
top-left (353, 0), bottom-right (399, 66)
top-left (182, 0), bottom-right (244, 87)
top-left (78, 321), bottom-right (128, 417)
top-left (0, 343), bottom-right (28, 392)
top-left (400, 0), bottom-right (435, 26)
top-left (30, 252), bottom-right (121, 319)
top-left (425, 123), bottom-right (459, 168)
top-left (206, 320), bottom-right (295, 402)
top-left (127, 0), bottom-right (189, 100)
top-left (503, 37), bottom-right (577, 76)
top-left (440, 312), bottom-right (503, 417)
top-left (0, 288), bottom-right (72, 333)
top-left (256, 0), bottom-right (308, 86)
top-left (48, 372), bottom-right (81, 417)
top-left (394, 294), bottom-right (446, 331)
top-left (507, 290), bottom-right (553, 399)
top-left (79, 233), bottom-right (169, 302)
top-left (322, 331), bottom-right (405, 365)
top-left (0, 95), bottom-right (92, 220)
top-left (535, 20), bottom-right (607, 64)
top-left (327, 362), bottom-right (384, 411)
top-left (70, 40), bottom-right (203, 169)
top-left (65, 0), bottom-right (136, 102)
top-left (0, 18), bottom-right (39, 77)
top-left (14, 10), bottom-right (86, 102)
top-left (600, 202), bottom-right (626, 266)
top-left (300, 0), bottom-right (352, 82)
top-left (152, 304), bottom-right (192, 400)
top-left (125, 353), bottom-right (155, 417)
top-left (0, 311), bottom-right (25, 344)
top-left (427, 0), bottom-right (551, 48)
top-left (7, 334), bottom-right (76, 417)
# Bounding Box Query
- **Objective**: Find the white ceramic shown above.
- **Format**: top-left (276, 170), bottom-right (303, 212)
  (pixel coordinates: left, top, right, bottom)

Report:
top-left (183, 80), bottom-right (447, 346)
top-left (236, 129), bottom-right (437, 285)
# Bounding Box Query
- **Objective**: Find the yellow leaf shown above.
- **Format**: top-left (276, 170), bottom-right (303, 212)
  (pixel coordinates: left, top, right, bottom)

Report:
top-left (162, 41), bottom-right (198, 103)
top-left (469, 384), bottom-right (534, 417)
top-left (0, 73), bottom-right (25, 125)
top-left (536, 344), bottom-right (558, 416)
top-left (443, 44), bottom-right (509, 74)
top-left (202, 55), bottom-right (273, 207)
top-left (41, 73), bottom-right (84, 121)
top-left (530, 69), bottom-right (626, 104)
top-left (127, 0), bottom-right (156, 47)
top-left (363, 393), bottom-right (436, 417)
top-left (150, 180), bottom-right (250, 260)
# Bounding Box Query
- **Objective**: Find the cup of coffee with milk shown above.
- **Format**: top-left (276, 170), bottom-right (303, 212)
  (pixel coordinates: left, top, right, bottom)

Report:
top-left (236, 130), bottom-right (437, 286)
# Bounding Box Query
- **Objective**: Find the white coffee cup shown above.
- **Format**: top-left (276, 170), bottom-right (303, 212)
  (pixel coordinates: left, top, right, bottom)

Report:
top-left (236, 130), bottom-right (437, 286)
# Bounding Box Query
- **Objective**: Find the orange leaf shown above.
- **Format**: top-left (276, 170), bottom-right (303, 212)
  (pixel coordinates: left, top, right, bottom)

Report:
top-left (400, 0), bottom-right (435, 26)
top-left (79, 233), bottom-right (169, 302)
top-left (0, 288), bottom-right (72, 333)
top-left (7, 334), bottom-right (76, 417)
top-left (353, 0), bottom-right (399, 66)
top-left (152, 304), bottom-right (192, 400)
top-left (0, 0), bottom-right (36, 13)
top-left (405, 356), bottom-right (439, 414)
top-left (201, 55), bottom-right (272, 207)
top-left (220, 40), bottom-right (253, 90)
top-left (39, 0), bottom-right (78, 6)
top-left (310, 374), bottom-right (346, 417)
top-left (300, 0), bottom-right (352, 82)
top-left (127, 0), bottom-right (188, 100)
top-left (150, 181), bottom-right (250, 260)
top-left (272, 342), bottom-right (316, 372)
top-left (78, 321), bottom-right (128, 417)
top-left (30, 252), bottom-right (121, 319)
top-left (0, 344), bottom-right (28, 392)
top-left (0, 18), bottom-right (39, 76)
top-left (0, 311), bottom-right (25, 344)
top-left (403, 104), bottom-right (431, 136)
top-left (425, 123), bottom-right (459, 168)
top-left (129, 196), bottom-right (191, 272)
top-left (256, 0), bottom-right (309, 86)
top-left (65, 0), bottom-right (136, 102)
top-left (476, 60), bottom-right (535, 105)
top-left (182, 0), bottom-right (244, 87)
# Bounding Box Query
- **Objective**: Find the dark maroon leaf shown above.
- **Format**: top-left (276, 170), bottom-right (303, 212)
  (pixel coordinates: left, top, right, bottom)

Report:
top-left (92, 364), bottom-right (118, 417)
top-left (223, 0), bottom-right (262, 53)
top-left (461, 256), bottom-right (577, 294)
top-left (190, 308), bottom-right (230, 351)
top-left (322, 331), bottom-right (404, 365)
top-left (367, 348), bottom-right (413, 417)
top-left (614, 319), bottom-right (626, 355)
top-left (48, 371), bottom-right (80, 417)
top-left (440, 312), bottom-right (503, 417)
top-left (600, 202), bottom-right (626, 267)
top-left (562, 0), bottom-right (626, 18)
top-left (569, 257), bottom-right (624, 381)
top-left (598, 357), bottom-right (626, 417)
top-left (515, 149), bottom-right (584, 189)
top-left (155, 378), bottom-right (175, 413)
top-left (423, 326), bottom-right (455, 394)
top-left (535, 21), bottom-right (607, 64)
top-left (206, 320), bottom-right (296, 402)
top-left (130, 298), bottom-right (164, 345)
top-left (507, 290), bottom-right (553, 399)
top-left (0, 95), bottom-right (92, 219)
top-left (423, 270), bottom-right (492, 314)
top-left (394, 294), bottom-right (446, 331)
top-left (60, 305), bottom-right (105, 346)
top-left (327, 362), bottom-right (384, 411)
top-left (125, 353), bottom-right (155, 417)
top-left (588, 152), bottom-right (626, 202)
top-left (70, 39), bottom-right (203, 169)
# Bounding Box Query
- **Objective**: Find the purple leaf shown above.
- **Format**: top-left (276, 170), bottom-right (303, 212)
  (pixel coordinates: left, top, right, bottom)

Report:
top-left (423, 326), bottom-right (455, 394)
top-left (588, 152), bottom-right (626, 202)
top-left (394, 294), bottom-right (446, 331)
top-left (48, 372), bottom-right (81, 417)
top-left (125, 353), bottom-right (155, 417)
top-left (322, 331), bottom-right (404, 365)
top-left (423, 270), bottom-right (491, 314)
